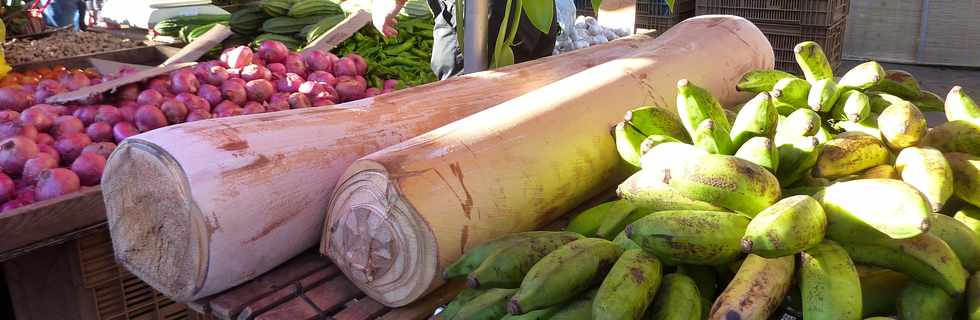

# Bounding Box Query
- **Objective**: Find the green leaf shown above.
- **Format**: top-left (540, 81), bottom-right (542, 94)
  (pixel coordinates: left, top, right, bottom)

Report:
top-left (490, 46), bottom-right (515, 68)
top-left (490, 0), bottom-right (514, 68)
top-left (591, 0), bottom-right (601, 11)
top-left (667, 0), bottom-right (675, 12)
top-left (523, 0), bottom-right (553, 34)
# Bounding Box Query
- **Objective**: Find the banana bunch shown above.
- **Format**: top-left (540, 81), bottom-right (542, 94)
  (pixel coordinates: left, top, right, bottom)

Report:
top-left (436, 41), bottom-right (980, 320)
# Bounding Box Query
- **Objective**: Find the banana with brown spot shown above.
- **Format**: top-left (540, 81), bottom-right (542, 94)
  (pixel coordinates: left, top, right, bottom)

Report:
top-left (924, 120), bottom-right (980, 157)
top-left (947, 153), bottom-right (980, 208)
top-left (626, 210), bottom-right (749, 266)
top-left (593, 249), bottom-right (663, 320)
top-left (878, 100), bottom-right (927, 150)
top-left (800, 240), bottom-right (862, 320)
top-left (814, 133), bottom-right (890, 178)
top-left (895, 147), bottom-right (954, 212)
top-left (709, 254), bottom-right (794, 320)
top-left (741, 195), bottom-right (826, 258)
top-left (662, 153), bottom-right (781, 216)
top-left (861, 164), bottom-right (900, 180)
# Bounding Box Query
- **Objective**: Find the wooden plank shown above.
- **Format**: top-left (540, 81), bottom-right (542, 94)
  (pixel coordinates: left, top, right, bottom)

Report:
top-left (0, 187), bottom-right (106, 261)
top-left (45, 62), bottom-right (196, 104)
top-left (235, 266), bottom-right (339, 320)
top-left (378, 281), bottom-right (466, 320)
top-left (303, 10), bottom-right (371, 52)
top-left (301, 276), bottom-right (362, 314)
top-left (13, 45), bottom-right (182, 71)
top-left (2, 242), bottom-right (97, 320)
top-left (332, 298), bottom-right (388, 320)
top-left (252, 298), bottom-right (319, 320)
top-left (206, 253), bottom-right (330, 319)
top-left (161, 24), bottom-right (234, 66)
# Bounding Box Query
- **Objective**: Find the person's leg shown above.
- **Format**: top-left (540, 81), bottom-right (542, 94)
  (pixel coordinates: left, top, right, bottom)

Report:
top-left (429, 0), bottom-right (464, 79)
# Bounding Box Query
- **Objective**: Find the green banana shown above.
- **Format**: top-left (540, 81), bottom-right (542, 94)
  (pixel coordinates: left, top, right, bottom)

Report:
top-left (955, 206), bottom-right (980, 237)
top-left (878, 100), bottom-right (927, 150)
top-left (794, 41), bottom-right (835, 83)
top-left (895, 147), bottom-right (954, 212)
top-left (772, 78), bottom-right (812, 115)
top-left (676, 79), bottom-right (731, 138)
top-left (626, 210), bottom-right (749, 265)
top-left (818, 179), bottom-right (931, 239)
top-left (661, 153), bottom-right (781, 216)
top-left (838, 61), bottom-right (886, 90)
top-left (467, 232), bottom-right (583, 288)
top-left (445, 231), bottom-right (578, 279)
top-left (779, 108), bottom-right (822, 138)
top-left (736, 69), bottom-right (797, 93)
top-left (508, 238), bottom-right (622, 314)
top-left (859, 268), bottom-right (909, 317)
top-left (615, 122), bottom-right (648, 168)
top-left (733, 136), bottom-right (779, 174)
top-left (567, 200), bottom-right (635, 237)
top-left (799, 240), bottom-right (862, 320)
top-left (612, 230), bottom-right (642, 251)
top-left (861, 164), bottom-right (900, 180)
top-left (741, 195), bottom-right (826, 258)
top-left (946, 153), bottom-right (980, 208)
top-left (625, 106), bottom-right (691, 143)
top-left (868, 70), bottom-right (921, 99)
top-left (442, 287), bottom-right (484, 319)
top-left (923, 120), bottom-right (980, 157)
top-left (639, 135), bottom-right (682, 155)
top-left (836, 115), bottom-right (882, 140)
top-left (730, 92), bottom-right (778, 148)
top-left (776, 136), bottom-right (821, 187)
top-left (676, 265), bottom-right (718, 300)
top-left (808, 78), bottom-right (841, 112)
top-left (648, 273), bottom-right (703, 320)
top-left (452, 288), bottom-right (517, 320)
top-left (814, 133), bottom-right (890, 178)
top-left (593, 249), bottom-right (663, 320)
top-left (709, 254), bottom-right (793, 320)
top-left (946, 86), bottom-right (980, 123)
top-left (910, 90), bottom-right (946, 112)
top-left (617, 169), bottom-right (725, 212)
top-left (969, 271), bottom-right (980, 320)
top-left (929, 213), bottom-right (980, 272)
top-left (639, 141), bottom-right (708, 170)
top-left (782, 186), bottom-right (826, 197)
top-left (897, 281), bottom-right (957, 320)
top-left (868, 91), bottom-right (908, 114)
top-left (831, 90), bottom-right (871, 122)
top-left (500, 304), bottom-right (562, 320)
top-left (833, 232), bottom-right (967, 295)
top-left (549, 295), bottom-right (594, 320)
top-left (595, 204), bottom-right (647, 240)
top-left (692, 119), bottom-right (735, 155)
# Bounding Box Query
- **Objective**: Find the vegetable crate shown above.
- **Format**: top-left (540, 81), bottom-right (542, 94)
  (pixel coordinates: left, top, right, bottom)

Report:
top-left (695, 0), bottom-right (850, 27)
top-left (574, 0), bottom-right (695, 33)
top-left (757, 19), bottom-right (846, 75)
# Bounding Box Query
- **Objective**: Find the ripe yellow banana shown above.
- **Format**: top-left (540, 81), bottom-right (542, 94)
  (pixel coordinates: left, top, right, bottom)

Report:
top-left (778, 108), bottom-right (822, 139)
top-left (869, 69), bottom-right (921, 99)
top-left (861, 164), bottom-right (900, 180)
top-left (709, 254), bottom-right (793, 320)
top-left (639, 134), bottom-right (682, 155)
top-left (693, 119), bottom-right (735, 155)
top-left (818, 179), bottom-right (931, 239)
top-left (868, 92), bottom-right (908, 114)
top-left (833, 230), bottom-right (967, 295)
top-left (859, 267), bottom-right (909, 317)
top-left (946, 152), bottom-right (980, 208)
top-left (946, 86), bottom-right (980, 123)
top-left (467, 232), bottom-right (584, 288)
top-left (677, 79), bottom-right (731, 138)
top-left (895, 147), bottom-right (954, 212)
top-left (639, 141), bottom-right (707, 170)
top-left (831, 90), bottom-right (871, 122)
top-left (910, 90), bottom-right (945, 112)
top-left (593, 249), bottom-right (663, 320)
top-left (776, 136), bottom-right (821, 187)
top-left (808, 78), bottom-right (841, 112)
top-left (626, 210), bottom-right (749, 265)
top-left (648, 273), bottom-right (703, 320)
top-left (794, 41), bottom-right (835, 83)
top-left (924, 120), bottom-right (980, 157)
top-left (566, 200), bottom-right (635, 238)
top-left (799, 240), bottom-right (862, 320)
top-left (734, 136), bottom-right (779, 174)
top-left (663, 153), bottom-right (781, 216)
top-left (878, 100), bottom-right (927, 150)
top-left (929, 213), bottom-right (980, 272)
top-left (617, 169), bottom-right (725, 212)
top-left (730, 92), bottom-right (778, 148)
top-left (772, 77), bottom-right (812, 115)
top-left (896, 281), bottom-right (957, 320)
top-left (736, 69), bottom-right (798, 93)
top-left (625, 106), bottom-right (690, 140)
top-left (741, 195), bottom-right (826, 258)
top-left (970, 271), bottom-right (980, 320)
top-left (614, 121), bottom-right (647, 169)
top-left (508, 238), bottom-right (622, 314)
top-left (814, 133), bottom-right (890, 178)
top-left (838, 61), bottom-right (886, 90)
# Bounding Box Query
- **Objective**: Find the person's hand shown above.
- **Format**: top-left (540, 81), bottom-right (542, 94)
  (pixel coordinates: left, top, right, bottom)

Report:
top-left (372, 0), bottom-right (405, 37)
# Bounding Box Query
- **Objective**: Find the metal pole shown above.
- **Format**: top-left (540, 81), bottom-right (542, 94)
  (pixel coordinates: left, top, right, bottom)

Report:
top-left (463, 0), bottom-right (490, 74)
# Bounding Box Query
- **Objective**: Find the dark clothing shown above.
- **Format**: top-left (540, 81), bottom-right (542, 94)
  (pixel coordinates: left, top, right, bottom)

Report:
top-left (427, 0), bottom-right (559, 79)
top-left (43, 0), bottom-right (87, 30)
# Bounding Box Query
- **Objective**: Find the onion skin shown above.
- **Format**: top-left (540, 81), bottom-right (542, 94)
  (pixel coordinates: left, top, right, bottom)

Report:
top-left (22, 153), bottom-right (58, 184)
top-left (94, 105), bottom-right (123, 124)
top-left (245, 79), bottom-right (275, 102)
top-left (53, 133), bottom-right (92, 166)
top-left (85, 122), bottom-right (114, 142)
top-left (243, 101), bottom-right (266, 114)
top-left (112, 122), bottom-right (139, 143)
top-left (135, 105), bottom-right (167, 132)
top-left (136, 89), bottom-right (164, 106)
top-left (160, 100), bottom-right (189, 125)
top-left (71, 152), bottom-right (106, 186)
top-left (35, 133), bottom-right (54, 145)
top-left (170, 69), bottom-right (200, 94)
top-left (221, 81), bottom-right (248, 105)
top-left (288, 92), bottom-right (312, 109)
top-left (82, 142), bottom-right (116, 159)
top-left (221, 46), bottom-right (254, 69)
top-left (241, 64), bottom-right (273, 82)
top-left (258, 41), bottom-right (289, 64)
top-left (0, 121), bottom-right (38, 141)
top-left (0, 172), bottom-right (13, 203)
top-left (0, 136), bottom-right (39, 177)
top-left (38, 144), bottom-right (60, 164)
top-left (206, 65), bottom-right (230, 86)
top-left (185, 110), bottom-right (212, 122)
top-left (35, 168), bottom-right (81, 201)
top-left (307, 71), bottom-right (337, 86)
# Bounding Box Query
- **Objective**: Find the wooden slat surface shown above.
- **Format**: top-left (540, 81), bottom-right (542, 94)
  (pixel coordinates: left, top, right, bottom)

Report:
top-left (0, 187), bottom-right (107, 261)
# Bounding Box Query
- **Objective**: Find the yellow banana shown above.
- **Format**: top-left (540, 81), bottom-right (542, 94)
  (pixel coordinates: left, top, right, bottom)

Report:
top-left (831, 90), bottom-right (871, 122)
top-left (799, 240), bottom-right (862, 320)
top-left (677, 79), bottom-right (731, 138)
top-left (868, 91), bottom-right (908, 114)
top-left (924, 120), bottom-right (980, 157)
top-left (970, 271), bottom-right (980, 320)
top-left (794, 41), bottom-right (835, 83)
top-left (736, 69), bottom-right (798, 93)
top-left (639, 141), bottom-right (708, 170)
top-left (896, 281), bottom-right (957, 320)
top-left (779, 108), bottom-right (822, 139)
top-left (625, 106), bottom-right (691, 143)
top-left (626, 210), bottom-right (749, 266)
top-left (741, 195), bottom-right (826, 258)
top-left (734, 136), bottom-right (779, 174)
top-left (615, 121), bottom-right (648, 169)
top-left (592, 249), bottom-right (663, 320)
top-left (814, 133), bottom-right (890, 178)
top-left (664, 153), bottom-right (781, 216)
top-left (648, 273), bottom-right (703, 320)
top-left (895, 147), bottom-right (954, 212)
top-left (730, 92), bottom-right (778, 148)
top-left (954, 206), bottom-right (980, 237)
top-left (838, 61), bottom-right (886, 90)
top-left (878, 100), bottom-right (927, 150)
top-left (617, 169), bottom-right (725, 212)
top-left (639, 134), bottom-right (682, 155)
top-left (836, 115), bottom-right (882, 140)
top-left (818, 179), bottom-right (931, 239)
top-left (946, 86), bottom-right (980, 123)
top-left (910, 90), bottom-right (945, 112)
top-left (929, 213), bottom-right (980, 272)
top-left (709, 254), bottom-right (793, 320)
top-left (508, 238), bottom-right (622, 314)
top-left (772, 78), bottom-right (812, 115)
top-left (946, 152), bottom-right (980, 208)
top-left (868, 69), bottom-right (921, 99)
top-left (566, 200), bottom-right (635, 238)
top-left (693, 119), bottom-right (735, 155)
top-left (861, 164), bottom-right (900, 180)
top-left (776, 136), bottom-right (821, 187)
top-left (808, 78), bottom-right (841, 112)
top-left (859, 268), bottom-right (909, 317)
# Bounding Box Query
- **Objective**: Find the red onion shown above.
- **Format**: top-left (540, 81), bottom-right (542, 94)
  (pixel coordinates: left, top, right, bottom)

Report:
top-left (198, 84), bottom-right (223, 106)
top-left (245, 79), bottom-right (275, 102)
top-left (267, 63), bottom-right (287, 78)
top-left (160, 99), bottom-right (189, 124)
top-left (213, 100), bottom-right (240, 115)
top-left (243, 101), bottom-right (266, 114)
top-left (19, 108), bottom-right (52, 132)
top-left (0, 172), bottom-right (13, 203)
top-left (185, 110), bottom-right (212, 122)
top-left (365, 87), bottom-right (382, 97)
top-left (35, 133), bottom-right (54, 145)
top-left (206, 65), bottom-right (230, 85)
top-left (335, 75), bottom-right (367, 102)
top-left (71, 152), bottom-right (106, 186)
top-left (35, 168), bottom-right (81, 201)
top-left (288, 92), bottom-right (312, 109)
top-left (0, 121), bottom-right (38, 141)
top-left (137, 89), bottom-right (164, 106)
top-left (82, 142), bottom-right (116, 159)
top-left (258, 40), bottom-right (289, 64)
top-left (276, 73), bottom-right (305, 93)
top-left (171, 69), bottom-right (200, 94)
top-left (60, 71), bottom-right (91, 91)
top-left (268, 93), bottom-right (290, 112)
top-left (307, 71), bottom-right (337, 86)
top-left (347, 53), bottom-right (368, 75)
top-left (38, 144), bottom-right (60, 164)
top-left (118, 104), bottom-right (137, 123)
top-left (34, 80), bottom-right (64, 103)
top-left (0, 111), bottom-right (18, 122)
top-left (241, 64), bottom-right (272, 82)
top-left (216, 107), bottom-right (244, 118)
top-left (0, 136), bottom-right (39, 176)
top-left (73, 106), bottom-right (98, 125)
top-left (116, 84), bottom-right (140, 101)
top-left (54, 132), bottom-right (92, 165)
top-left (94, 105), bottom-right (122, 124)
top-left (22, 153), bottom-right (57, 184)
top-left (112, 122), bottom-right (139, 143)
top-left (85, 122), bottom-right (114, 142)
top-left (0, 87), bottom-right (33, 111)
top-left (312, 97), bottom-right (335, 106)
top-left (135, 105), bottom-right (167, 132)
top-left (284, 53), bottom-right (307, 77)
top-left (384, 79), bottom-right (399, 90)
top-left (333, 58), bottom-right (358, 77)
top-left (147, 77), bottom-right (171, 95)
top-left (221, 46), bottom-right (254, 69)
top-left (303, 50), bottom-right (335, 73)
top-left (221, 81), bottom-right (247, 105)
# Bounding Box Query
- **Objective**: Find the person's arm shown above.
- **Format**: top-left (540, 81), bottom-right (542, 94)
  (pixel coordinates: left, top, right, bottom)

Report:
top-left (372, 0), bottom-right (407, 37)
